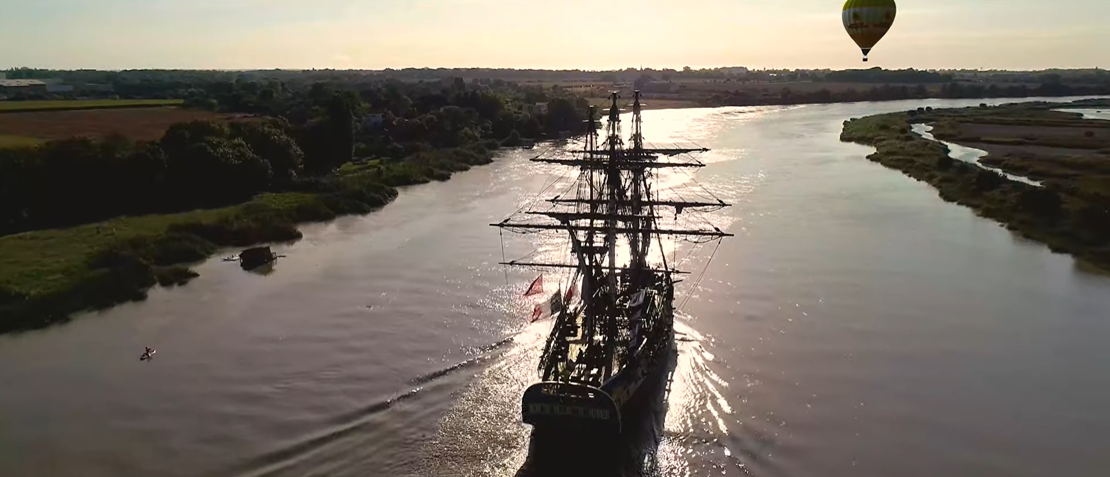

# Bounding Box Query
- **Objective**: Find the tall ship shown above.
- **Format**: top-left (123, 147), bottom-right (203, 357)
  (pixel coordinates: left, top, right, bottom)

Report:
top-left (492, 91), bottom-right (732, 434)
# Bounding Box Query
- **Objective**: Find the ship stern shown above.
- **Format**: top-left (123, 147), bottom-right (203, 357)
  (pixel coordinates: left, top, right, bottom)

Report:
top-left (521, 382), bottom-right (622, 434)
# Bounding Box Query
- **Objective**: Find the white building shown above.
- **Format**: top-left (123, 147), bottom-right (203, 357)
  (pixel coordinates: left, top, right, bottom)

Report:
top-left (0, 79), bottom-right (47, 94)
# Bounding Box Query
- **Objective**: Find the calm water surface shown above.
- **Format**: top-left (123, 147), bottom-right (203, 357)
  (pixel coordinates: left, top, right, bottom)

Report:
top-left (2, 97), bottom-right (1109, 477)
top-left (1057, 108), bottom-right (1110, 120)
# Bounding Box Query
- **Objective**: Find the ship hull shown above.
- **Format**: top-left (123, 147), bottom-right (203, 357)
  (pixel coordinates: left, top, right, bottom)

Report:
top-left (521, 306), bottom-right (674, 435)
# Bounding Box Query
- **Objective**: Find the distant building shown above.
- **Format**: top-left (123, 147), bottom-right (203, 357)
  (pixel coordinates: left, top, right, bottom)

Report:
top-left (41, 79), bottom-right (74, 93)
top-left (524, 102), bottom-right (548, 115)
top-left (640, 81), bottom-right (677, 94)
top-left (0, 72), bottom-right (6, 80)
top-left (0, 79), bottom-right (47, 94)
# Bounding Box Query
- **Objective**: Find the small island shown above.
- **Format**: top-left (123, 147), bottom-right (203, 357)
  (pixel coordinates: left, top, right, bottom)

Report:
top-left (841, 98), bottom-right (1110, 271)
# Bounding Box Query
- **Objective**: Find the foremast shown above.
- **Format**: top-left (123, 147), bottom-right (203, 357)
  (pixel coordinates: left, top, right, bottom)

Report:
top-left (492, 90), bottom-right (732, 382)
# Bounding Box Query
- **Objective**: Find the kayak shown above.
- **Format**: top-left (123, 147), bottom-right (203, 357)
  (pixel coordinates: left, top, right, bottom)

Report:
top-left (140, 350), bottom-right (156, 361)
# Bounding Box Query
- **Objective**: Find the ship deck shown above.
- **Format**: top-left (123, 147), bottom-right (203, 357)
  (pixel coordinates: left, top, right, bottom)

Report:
top-left (553, 288), bottom-right (657, 388)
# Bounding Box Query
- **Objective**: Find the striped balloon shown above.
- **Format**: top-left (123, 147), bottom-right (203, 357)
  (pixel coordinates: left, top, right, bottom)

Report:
top-left (842, 0), bottom-right (897, 62)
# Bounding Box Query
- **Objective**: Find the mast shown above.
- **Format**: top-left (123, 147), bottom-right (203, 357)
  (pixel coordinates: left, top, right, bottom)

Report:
top-left (493, 90), bottom-right (732, 254)
top-left (605, 92), bottom-right (621, 333)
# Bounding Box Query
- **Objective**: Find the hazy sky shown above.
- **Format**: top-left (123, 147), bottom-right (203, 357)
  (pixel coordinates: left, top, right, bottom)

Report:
top-left (2, 0), bottom-right (1107, 71)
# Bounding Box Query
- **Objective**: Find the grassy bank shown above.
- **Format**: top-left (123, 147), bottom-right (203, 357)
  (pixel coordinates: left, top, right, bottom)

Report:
top-left (0, 99), bottom-right (185, 113)
top-left (840, 101), bottom-right (1110, 271)
top-left (0, 146), bottom-right (493, 334)
top-left (0, 135), bottom-right (43, 149)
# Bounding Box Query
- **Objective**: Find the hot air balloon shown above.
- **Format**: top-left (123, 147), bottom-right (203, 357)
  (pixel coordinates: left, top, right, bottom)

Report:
top-left (842, 0), bottom-right (897, 62)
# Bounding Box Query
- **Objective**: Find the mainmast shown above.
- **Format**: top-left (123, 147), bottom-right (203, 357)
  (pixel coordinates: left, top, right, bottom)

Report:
top-left (493, 91), bottom-right (733, 275)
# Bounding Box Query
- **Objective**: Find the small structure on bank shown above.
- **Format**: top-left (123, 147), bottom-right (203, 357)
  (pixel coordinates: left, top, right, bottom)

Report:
top-left (223, 246), bottom-right (280, 272)
top-left (238, 246), bottom-right (277, 271)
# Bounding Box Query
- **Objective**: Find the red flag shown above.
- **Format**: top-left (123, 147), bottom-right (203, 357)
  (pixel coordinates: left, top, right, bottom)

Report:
top-left (565, 283), bottom-right (577, 303)
top-left (523, 274), bottom-right (544, 297)
top-left (531, 304), bottom-right (544, 322)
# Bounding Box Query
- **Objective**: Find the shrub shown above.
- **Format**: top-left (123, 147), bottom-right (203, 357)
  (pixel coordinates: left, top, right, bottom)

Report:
top-left (1017, 188), bottom-right (1063, 218)
top-left (937, 154), bottom-right (955, 171)
top-left (155, 266), bottom-right (199, 287)
top-left (974, 168), bottom-right (1005, 191)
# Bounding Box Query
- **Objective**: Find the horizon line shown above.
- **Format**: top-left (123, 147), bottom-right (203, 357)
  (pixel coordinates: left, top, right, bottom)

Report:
top-left (3, 65), bottom-right (1108, 74)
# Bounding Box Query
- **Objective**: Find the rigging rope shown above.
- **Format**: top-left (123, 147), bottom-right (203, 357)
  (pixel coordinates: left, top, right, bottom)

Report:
top-left (507, 156), bottom-right (578, 221)
top-left (499, 228), bottom-right (509, 290)
top-left (679, 238), bottom-right (723, 311)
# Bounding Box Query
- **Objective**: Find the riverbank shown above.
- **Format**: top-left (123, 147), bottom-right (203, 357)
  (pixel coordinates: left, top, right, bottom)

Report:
top-left (841, 99), bottom-right (1110, 271)
top-left (578, 81), bottom-right (1110, 112)
top-left (0, 146), bottom-right (495, 334)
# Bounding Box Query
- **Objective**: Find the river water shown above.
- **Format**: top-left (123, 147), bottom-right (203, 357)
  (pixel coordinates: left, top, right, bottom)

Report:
top-left (910, 123), bottom-right (1043, 187)
top-left (2, 97), bottom-right (1109, 477)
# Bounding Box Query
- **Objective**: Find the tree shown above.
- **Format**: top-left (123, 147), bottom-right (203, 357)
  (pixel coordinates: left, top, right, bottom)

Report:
top-left (167, 137), bottom-right (271, 205)
top-left (544, 98), bottom-right (584, 134)
top-left (232, 123), bottom-right (305, 181)
top-left (324, 92), bottom-right (356, 170)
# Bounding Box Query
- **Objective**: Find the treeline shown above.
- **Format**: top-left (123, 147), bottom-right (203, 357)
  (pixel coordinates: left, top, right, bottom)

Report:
top-left (706, 82), bottom-right (1110, 108)
top-left (0, 79), bottom-right (592, 236)
top-left (824, 68), bottom-right (953, 83)
top-left (0, 120), bottom-right (306, 234)
top-left (8, 67), bottom-right (1109, 97)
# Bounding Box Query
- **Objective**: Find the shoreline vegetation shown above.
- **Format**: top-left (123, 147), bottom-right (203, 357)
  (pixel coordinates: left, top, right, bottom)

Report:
top-left (0, 146), bottom-right (493, 334)
top-left (841, 98), bottom-right (1110, 272)
top-left (0, 74), bottom-right (595, 334)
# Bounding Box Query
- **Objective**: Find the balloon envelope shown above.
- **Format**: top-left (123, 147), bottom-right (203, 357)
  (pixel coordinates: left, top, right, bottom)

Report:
top-left (842, 0), bottom-right (897, 61)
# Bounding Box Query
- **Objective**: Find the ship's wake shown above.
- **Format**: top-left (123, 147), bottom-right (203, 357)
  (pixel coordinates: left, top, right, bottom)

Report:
top-left (419, 317), bottom-right (760, 477)
top-left (227, 316), bottom-right (761, 477)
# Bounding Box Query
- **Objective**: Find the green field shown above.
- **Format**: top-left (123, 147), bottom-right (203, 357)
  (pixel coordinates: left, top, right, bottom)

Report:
top-left (0, 135), bottom-right (43, 148)
top-left (0, 99), bottom-right (185, 113)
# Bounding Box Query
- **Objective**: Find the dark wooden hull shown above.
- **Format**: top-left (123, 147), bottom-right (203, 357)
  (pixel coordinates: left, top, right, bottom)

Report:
top-left (521, 302), bottom-right (674, 435)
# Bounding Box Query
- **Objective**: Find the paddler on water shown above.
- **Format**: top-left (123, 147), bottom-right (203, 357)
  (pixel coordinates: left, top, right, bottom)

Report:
top-left (140, 347), bottom-right (155, 361)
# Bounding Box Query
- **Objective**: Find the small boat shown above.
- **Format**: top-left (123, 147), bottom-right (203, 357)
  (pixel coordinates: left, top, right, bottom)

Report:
top-left (140, 349), bottom-right (156, 361)
top-left (238, 246), bottom-right (277, 271)
top-left (522, 141), bottom-right (536, 150)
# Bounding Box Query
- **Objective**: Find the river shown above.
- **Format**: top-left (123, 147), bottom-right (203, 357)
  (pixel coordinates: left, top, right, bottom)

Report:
top-left (2, 96), bottom-right (1109, 477)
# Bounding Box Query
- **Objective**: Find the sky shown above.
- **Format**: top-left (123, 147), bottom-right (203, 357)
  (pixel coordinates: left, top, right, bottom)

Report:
top-left (1, 0), bottom-right (1107, 71)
